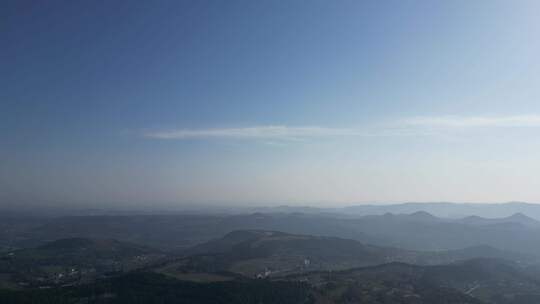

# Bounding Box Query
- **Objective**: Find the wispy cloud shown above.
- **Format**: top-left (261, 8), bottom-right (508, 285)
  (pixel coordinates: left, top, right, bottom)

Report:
top-left (144, 126), bottom-right (361, 140)
top-left (404, 115), bottom-right (540, 128)
top-left (144, 115), bottom-right (540, 141)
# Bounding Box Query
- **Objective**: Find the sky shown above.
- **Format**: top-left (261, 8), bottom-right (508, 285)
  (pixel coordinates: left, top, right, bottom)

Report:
top-left (2, 0), bottom-right (540, 209)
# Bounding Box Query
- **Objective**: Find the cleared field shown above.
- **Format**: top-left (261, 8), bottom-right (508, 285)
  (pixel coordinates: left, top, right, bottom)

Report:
top-left (155, 261), bottom-right (233, 282)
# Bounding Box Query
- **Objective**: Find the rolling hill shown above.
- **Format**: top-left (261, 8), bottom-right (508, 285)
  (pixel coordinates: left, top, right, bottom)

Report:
top-left (5, 210), bottom-right (540, 259)
top-left (161, 230), bottom-right (534, 279)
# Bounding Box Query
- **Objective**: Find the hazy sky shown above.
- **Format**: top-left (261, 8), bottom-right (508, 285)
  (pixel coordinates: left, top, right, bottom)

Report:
top-left (2, 0), bottom-right (540, 208)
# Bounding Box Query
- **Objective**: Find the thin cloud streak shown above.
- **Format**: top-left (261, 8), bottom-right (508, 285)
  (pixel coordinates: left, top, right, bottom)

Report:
top-left (404, 115), bottom-right (540, 128)
top-left (144, 115), bottom-right (540, 141)
top-left (144, 126), bottom-right (362, 140)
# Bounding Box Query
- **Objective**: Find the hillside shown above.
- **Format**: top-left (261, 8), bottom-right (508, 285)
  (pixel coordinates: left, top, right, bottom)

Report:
top-left (0, 272), bottom-right (313, 304)
top-left (160, 230), bottom-right (532, 280)
top-left (0, 238), bottom-right (163, 288)
top-left (343, 212), bottom-right (540, 254)
top-left (5, 211), bottom-right (540, 258)
top-left (4, 257), bottom-right (540, 304)
top-left (183, 230), bottom-right (392, 277)
top-left (286, 258), bottom-right (540, 304)
top-left (459, 213), bottom-right (540, 228)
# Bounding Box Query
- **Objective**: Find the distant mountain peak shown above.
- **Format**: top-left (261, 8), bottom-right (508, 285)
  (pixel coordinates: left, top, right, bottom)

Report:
top-left (508, 212), bottom-right (530, 219)
top-left (408, 211), bottom-right (437, 220)
top-left (505, 212), bottom-right (538, 223)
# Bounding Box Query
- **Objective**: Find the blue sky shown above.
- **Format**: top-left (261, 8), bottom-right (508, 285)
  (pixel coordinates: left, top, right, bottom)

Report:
top-left (2, 0), bottom-right (540, 208)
